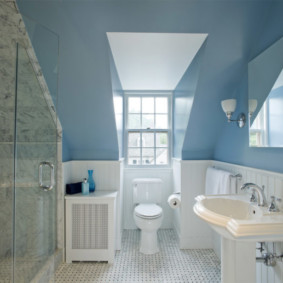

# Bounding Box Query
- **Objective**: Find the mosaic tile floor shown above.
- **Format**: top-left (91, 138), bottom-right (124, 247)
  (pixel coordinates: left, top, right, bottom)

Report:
top-left (55, 229), bottom-right (221, 283)
top-left (0, 256), bottom-right (44, 283)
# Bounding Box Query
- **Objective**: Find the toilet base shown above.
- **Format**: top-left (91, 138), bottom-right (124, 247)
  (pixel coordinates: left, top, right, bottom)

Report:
top-left (140, 230), bottom-right (159, 255)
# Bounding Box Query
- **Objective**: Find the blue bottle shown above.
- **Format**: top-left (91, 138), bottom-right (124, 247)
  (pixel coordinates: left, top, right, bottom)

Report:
top-left (88, 170), bottom-right (95, 192)
top-left (82, 178), bottom-right (89, 195)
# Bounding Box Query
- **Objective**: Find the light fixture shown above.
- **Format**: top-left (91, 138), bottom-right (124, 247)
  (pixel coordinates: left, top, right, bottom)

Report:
top-left (248, 99), bottom-right (258, 118)
top-left (221, 99), bottom-right (246, 128)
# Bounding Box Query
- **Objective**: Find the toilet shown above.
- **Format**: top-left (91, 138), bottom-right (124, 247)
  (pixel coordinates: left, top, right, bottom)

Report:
top-left (133, 178), bottom-right (163, 254)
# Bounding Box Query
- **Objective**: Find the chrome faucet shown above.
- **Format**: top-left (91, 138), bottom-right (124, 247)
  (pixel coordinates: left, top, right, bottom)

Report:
top-left (268, 196), bottom-right (281, 212)
top-left (240, 183), bottom-right (267, 207)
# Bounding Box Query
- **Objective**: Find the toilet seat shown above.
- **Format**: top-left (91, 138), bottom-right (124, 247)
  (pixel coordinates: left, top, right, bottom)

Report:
top-left (134, 203), bottom-right (163, 219)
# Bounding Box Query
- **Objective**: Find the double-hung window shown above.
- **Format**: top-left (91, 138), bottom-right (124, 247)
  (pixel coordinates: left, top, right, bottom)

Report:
top-left (125, 93), bottom-right (171, 166)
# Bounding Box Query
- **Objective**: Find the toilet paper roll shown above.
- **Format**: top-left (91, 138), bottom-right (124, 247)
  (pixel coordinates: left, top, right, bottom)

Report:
top-left (167, 193), bottom-right (181, 209)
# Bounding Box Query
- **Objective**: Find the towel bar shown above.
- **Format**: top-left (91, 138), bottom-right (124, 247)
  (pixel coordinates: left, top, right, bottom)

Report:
top-left (230, 173), bottom-right (242, 179)
top-left (211, 166), bottom-right (242, 193)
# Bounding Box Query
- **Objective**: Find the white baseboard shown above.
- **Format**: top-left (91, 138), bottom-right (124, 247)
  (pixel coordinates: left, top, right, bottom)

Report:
top-left (115, 232), bottom-right (122, 251)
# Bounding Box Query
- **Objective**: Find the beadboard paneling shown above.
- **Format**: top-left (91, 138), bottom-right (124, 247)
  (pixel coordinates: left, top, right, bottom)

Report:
top-left (174, 159), bottom-right (283, 282)
top-left (67, 160), bottom-right (121, 191)
top-left (172, 159), bottom-right (181, 239)
top-left (212, 160), bottom-right (283, 283)
top-left (174, 159), bottom-right (213, 249)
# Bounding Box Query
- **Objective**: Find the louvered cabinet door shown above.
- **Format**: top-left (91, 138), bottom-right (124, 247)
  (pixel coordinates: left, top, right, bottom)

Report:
top-left (65, 193), bottom-right (117, 263)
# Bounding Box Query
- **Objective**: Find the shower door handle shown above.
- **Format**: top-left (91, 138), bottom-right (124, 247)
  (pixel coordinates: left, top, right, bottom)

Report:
top-left (39, 161), bottom-right (55, 191)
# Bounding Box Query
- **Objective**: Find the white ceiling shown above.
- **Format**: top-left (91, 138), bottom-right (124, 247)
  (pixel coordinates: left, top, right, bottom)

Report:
top-left (107, 32), bottom-right (208, 91)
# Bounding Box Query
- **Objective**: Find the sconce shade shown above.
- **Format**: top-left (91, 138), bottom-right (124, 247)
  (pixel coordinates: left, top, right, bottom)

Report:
top-left (221, 99), bottom-right (237, 113)
top-left (249, 99), bottom-right (258, 114)
top-left (221, 98), bottom-right (245, 128)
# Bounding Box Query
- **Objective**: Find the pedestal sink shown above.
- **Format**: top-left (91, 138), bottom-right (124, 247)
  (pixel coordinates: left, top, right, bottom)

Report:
top-left (194, 194), bottom-right (283, 283)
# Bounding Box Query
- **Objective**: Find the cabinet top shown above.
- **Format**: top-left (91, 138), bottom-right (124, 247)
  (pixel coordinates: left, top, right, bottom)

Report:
top-left (65, 190), bottom-right (117, 200)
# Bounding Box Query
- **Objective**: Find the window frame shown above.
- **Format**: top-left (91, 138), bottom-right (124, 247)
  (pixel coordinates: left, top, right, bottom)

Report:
top-left (250, 100), bottom-right (269, 146)
top-left (124, 91), bottom-right (172, 168)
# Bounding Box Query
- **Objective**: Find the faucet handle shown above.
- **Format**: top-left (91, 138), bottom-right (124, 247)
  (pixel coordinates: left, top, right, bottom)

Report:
top-left (268, 196), bottom-right (281, 212)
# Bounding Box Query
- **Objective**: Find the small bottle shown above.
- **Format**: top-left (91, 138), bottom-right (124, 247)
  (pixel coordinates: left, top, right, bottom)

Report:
top-left (88, 170), bottom-right (95, 192)
top-left (81, 178), bottom-right (89, 195)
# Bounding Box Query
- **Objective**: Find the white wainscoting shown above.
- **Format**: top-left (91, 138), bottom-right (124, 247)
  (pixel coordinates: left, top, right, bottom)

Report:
top-left (172, 159), bottom-right (213, 249)
top-left (62, 160), bottom-right (123, 252)
top-left (123, 168), bottom-right (173, 229)
top-left (212, 160), bottom-right (283, 283)
top-left (172, 159), bottom-right (181, 240)
top-left (65, 160), bottom-right (122, 191)
top-left (173, 159), bottom-right (283, 283)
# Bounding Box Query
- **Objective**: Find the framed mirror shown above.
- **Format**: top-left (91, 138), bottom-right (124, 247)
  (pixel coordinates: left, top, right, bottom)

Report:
top-left (248, 37), bottom-right (283, 147)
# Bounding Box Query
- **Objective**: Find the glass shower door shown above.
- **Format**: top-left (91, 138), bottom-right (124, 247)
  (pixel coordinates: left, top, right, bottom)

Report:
top-left (14, 43), bottom-right (58, 282)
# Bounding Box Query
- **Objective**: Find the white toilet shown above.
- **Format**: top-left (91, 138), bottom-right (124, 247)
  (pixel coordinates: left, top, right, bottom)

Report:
top-left (133, 178), bottom-right (163, 254)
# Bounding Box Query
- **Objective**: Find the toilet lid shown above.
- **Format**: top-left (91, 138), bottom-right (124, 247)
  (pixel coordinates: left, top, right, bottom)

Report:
top-left (135, 204), bottom-right (163, 218)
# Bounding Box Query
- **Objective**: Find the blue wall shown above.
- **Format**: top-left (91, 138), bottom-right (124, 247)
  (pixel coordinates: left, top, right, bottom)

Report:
top-left (179, 1), bottom-right (270, 160)
top-left (173, 42), bottom-right (207, 158)
top-left (62, 134), bottom-right (71, 161)
top-left (18, 0), bottom-right (282, 170)
top-left (22, 15), bottom-right (59, 108)
top-left (214, 1), bottom-right (283, 173)
top-left (108, 43), bottom-right (124, 158)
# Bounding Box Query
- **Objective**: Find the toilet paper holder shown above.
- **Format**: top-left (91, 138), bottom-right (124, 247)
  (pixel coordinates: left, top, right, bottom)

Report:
top-left (168, 192), bottom-right (181, 209)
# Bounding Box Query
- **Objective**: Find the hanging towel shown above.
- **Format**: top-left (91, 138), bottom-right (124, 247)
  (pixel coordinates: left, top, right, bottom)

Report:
top-left (217, 169), bottom-right (231, 194)
top-left (229, 176), bottom-right (237, 194)
top-left (205, 167), bottom-right (219, 195)
top-left (205, 167), bottom-right (234, 195)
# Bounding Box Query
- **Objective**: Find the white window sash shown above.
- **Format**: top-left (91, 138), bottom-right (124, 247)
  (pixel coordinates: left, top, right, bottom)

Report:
top-left (124, 92), bottom-right (172, 168)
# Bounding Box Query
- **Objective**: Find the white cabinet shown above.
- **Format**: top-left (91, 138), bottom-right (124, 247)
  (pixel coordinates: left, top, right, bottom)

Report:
top-left (65, 191), bottom-right (117, 263)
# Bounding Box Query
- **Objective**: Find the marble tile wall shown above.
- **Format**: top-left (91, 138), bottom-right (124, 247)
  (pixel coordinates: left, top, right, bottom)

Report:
top-left (0, 1), bottom-right (63, 282)
top-left (0, 2), bottom-right (23, 277)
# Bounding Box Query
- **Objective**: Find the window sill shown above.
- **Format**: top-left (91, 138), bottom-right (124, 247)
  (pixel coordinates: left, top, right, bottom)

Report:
top-left (124, 166), bottom-right (172, 171)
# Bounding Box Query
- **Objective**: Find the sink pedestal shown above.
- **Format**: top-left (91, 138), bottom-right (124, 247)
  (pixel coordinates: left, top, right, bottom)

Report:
top-left (221, 237), bottom-right (256, 283)
top-left (194, 194), bottom-right (283, 283)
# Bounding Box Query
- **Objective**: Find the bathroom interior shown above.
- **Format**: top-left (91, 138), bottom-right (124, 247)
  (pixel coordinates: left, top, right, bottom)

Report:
top-left (1, 0), bottom-right (283, 282)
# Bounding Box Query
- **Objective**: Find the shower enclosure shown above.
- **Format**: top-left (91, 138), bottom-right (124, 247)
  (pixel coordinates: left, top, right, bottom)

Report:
top-left (0, 3), bottom-right (60, 282)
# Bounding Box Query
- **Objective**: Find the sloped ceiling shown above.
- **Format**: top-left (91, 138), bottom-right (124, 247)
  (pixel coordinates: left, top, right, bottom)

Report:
top-left (107, 32), bottom-right (207, 90)
top-left (18, 0), bottom-right (274, 161)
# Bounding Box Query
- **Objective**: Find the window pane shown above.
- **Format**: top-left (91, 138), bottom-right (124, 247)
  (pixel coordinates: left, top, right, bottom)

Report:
top-left (128, 97), bottom-right (140, 113)
top-left (156, 114), bottom-right (168, 129)
top-left (156, 132), bottom-right (168, 147)
top-left (142, 97), bottom-right (154, 113)
top-left (156, 148), bottom-right (168, 165)
top-left (128, 114), bottom-right (140, 129)
top-left (128, 148), bottom-right (141, 165)
top-left (142, 114), bottom-right (154, 129)
top-left (128, 132), bottom-right (140, 147)
top-left (156, 97), bottom-right (168, 113)
top-left (142, 148), bottom-right (154, 165)
top-left (142, 132), bottom-right (154, 147)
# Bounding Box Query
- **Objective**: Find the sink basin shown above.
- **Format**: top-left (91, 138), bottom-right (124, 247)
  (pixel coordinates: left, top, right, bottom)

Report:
top-left (194, 194), bottom-right (283, 241)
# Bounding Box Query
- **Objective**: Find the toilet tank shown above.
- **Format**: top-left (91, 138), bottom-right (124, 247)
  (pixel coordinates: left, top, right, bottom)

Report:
top-left (132, 178), bottom-right (163, 204)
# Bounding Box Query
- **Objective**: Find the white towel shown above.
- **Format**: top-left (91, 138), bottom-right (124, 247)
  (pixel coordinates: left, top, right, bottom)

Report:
top-left (205, 167), bottom-right (234, 195)
top-left (229, 177), bottom-right (237, 194)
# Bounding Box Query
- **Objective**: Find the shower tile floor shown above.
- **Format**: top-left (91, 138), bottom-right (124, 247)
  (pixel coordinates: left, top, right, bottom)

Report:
top-left (55, 229), bottom-right (221, 283)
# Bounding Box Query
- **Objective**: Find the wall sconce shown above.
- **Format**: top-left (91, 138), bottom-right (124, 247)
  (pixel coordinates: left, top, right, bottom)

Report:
top-left (248, 99), bottom-right (258, 118)
top-left (221, 99), bottom-right (246, 128)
